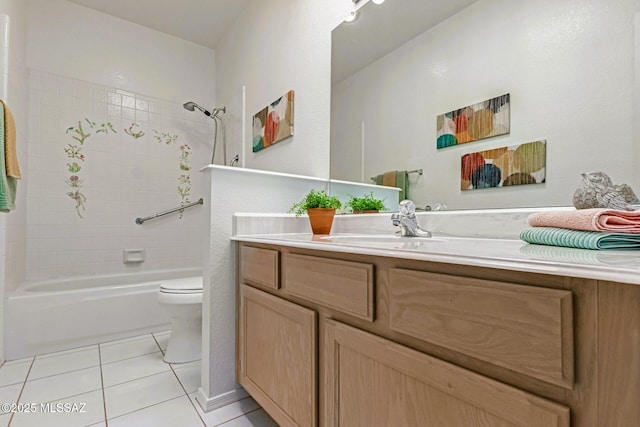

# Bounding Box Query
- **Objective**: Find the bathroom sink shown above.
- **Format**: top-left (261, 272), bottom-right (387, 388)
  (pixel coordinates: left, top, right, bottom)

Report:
top-left (319, 234), bottom-right (442, 250)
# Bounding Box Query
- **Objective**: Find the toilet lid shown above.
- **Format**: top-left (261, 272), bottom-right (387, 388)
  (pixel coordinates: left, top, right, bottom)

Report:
top-left (160, 276), bottom-right (203, 294)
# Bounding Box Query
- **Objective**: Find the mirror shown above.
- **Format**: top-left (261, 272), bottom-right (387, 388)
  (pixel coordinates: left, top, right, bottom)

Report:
top-left (330, 0), bottom-right (639, 210)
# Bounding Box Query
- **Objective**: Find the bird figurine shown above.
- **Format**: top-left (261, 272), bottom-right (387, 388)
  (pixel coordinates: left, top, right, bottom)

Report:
top-left (573, 171), bottom-right (640, 211)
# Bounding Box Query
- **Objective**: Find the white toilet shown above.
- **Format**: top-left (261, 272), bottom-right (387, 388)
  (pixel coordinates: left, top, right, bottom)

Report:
top-left (157, 276), bottom-right (203, 363)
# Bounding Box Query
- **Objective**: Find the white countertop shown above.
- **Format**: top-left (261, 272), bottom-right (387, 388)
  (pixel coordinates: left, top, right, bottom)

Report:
top-left (232, 233), bottom-right (640, 286)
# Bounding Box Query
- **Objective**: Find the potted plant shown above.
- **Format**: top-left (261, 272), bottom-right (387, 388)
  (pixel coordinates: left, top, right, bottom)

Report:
top-left (347, 192), bottom-right (387, 213)
top-left (289, 189), bottom-right (342, 234)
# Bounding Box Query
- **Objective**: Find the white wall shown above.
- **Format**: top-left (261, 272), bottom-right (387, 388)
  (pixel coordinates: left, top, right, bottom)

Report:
top-left (198, 166), bottom-right (326, 410)
top-left (215, 0), bottom-right (349, 177)
top-left (27, 0), bottom-right (215, 105)
top-left (332, 0), bottom-right (640, 210)
top-left (0, 0), bottom-right (29, 362)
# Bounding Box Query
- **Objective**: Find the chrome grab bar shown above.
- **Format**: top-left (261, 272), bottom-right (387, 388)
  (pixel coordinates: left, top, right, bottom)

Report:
top-left (135, 198), bottom-right (204, 225)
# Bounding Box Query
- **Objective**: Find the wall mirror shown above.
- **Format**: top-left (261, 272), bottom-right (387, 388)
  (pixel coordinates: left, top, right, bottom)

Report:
top-left (330, 0), bottom-right (639, 210)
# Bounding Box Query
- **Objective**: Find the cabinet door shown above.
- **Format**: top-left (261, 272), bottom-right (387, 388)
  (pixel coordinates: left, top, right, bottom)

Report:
top-left (324, 319), bottom-right (569, 427)
top-left (238, 285), bottom-right (317, 427)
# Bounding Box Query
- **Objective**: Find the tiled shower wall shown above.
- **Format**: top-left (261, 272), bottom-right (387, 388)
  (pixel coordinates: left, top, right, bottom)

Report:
top-left (2, 62), bottom-right (27, 291)
top-left (26, 70), bottom-right (214, 282)
top-left (1, 5), bottom-right (29, 295)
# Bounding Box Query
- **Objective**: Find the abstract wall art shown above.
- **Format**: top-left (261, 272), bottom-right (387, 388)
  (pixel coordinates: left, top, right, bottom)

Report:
top-left (461, 140), bottom-right (546, 191)
top-left (437, 94), bottom-right (510, 149)
top-left (252, 90), bottom-right (295, 152)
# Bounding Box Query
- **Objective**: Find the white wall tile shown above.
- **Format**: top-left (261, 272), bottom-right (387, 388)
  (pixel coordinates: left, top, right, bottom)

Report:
top-left (25, 72), bottom-right (210, 282)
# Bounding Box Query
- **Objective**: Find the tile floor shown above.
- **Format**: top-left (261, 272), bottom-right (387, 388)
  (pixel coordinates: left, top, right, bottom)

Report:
top-left (0, 331), bottom-right (278, 427)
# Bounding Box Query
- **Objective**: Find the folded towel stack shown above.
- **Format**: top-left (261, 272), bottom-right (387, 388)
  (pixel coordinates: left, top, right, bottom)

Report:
top-left (521, 209), bottom-right (640, 250)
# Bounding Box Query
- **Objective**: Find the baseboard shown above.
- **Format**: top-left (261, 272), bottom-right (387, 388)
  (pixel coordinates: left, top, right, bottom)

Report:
top-left (195, 386), bottom-right (249, 413)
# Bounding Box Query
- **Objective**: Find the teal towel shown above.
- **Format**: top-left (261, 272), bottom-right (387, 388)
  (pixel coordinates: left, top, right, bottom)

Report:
top-left (520, 227), bottom-right (640, 250)
top-left (0, 101), bottom-right (17, 213)
top-left (396, 170), bottom-right (409, 202)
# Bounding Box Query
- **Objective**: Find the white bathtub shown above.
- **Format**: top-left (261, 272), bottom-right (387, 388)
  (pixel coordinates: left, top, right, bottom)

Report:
top-left (5, 268), bottom-right (201, 360)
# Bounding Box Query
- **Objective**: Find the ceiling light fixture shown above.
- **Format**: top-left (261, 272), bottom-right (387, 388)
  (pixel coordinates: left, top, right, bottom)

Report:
top-left (372, 0), bottom-right (386, 4)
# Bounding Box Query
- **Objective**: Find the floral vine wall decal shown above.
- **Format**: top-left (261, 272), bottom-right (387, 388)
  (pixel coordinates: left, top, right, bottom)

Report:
top-left (152, 129), bottom-right (193, 218)
top-left (153, 129), bottom-right (179, 145)
top-left (66, 120), bottom-right (90, 144)
top-left (64, 121), bottom-right (88, 217)
top-left (124, 122), bottom-right (145, 139)
top-left (64, 120), bottom-right (196, 219)
top-left (179, 144), bottom-right (192, 171)
top-left (177, 174), bottom-right (192, 217)
top-left (63, 144), bottom-right (85, 162)
top-left (64, 118), bottom-right (117, 218)
top-left (85, 118), bottom-right (117, 134)
top-left (66, 176), bottom-right (86, 218)
top-left (177, 145), bottom-right (193, 218)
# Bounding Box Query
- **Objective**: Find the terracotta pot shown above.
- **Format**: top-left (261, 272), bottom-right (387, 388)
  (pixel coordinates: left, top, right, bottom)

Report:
top-left (353, 210), bottom-right (379, 214)
top-left (307, 208), bottom-right (336, 234)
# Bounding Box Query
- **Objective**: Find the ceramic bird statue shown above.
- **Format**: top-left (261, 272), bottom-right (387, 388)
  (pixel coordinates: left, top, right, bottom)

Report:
top-left (573, 171), bottom-right (640, 211)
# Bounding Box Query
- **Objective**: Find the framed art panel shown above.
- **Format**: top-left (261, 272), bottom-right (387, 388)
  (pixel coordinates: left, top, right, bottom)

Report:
top-left (252, 90), bottom-right (295, 153)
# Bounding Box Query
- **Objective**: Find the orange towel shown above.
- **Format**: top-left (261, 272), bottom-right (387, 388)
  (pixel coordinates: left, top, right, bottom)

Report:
top-left (528, 208), bottom-right (640, 233)
top-left (382, 170), bottom-right (396, 187)
top-left (0, 100), bottom-right (21, 179)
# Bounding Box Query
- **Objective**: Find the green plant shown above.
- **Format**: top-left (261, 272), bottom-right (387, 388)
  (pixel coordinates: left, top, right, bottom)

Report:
top-left (347, 192), bottom-right (386, 212)
top-left (288, 189), bottom-right (342, 216)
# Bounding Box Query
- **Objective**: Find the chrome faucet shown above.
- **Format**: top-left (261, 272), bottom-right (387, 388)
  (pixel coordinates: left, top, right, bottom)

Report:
top-left (391, 200), bottom-right (432, 237)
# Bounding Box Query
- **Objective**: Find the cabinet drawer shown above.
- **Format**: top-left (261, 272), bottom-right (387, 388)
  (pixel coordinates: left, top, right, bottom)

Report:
top-left (324, 319), bottom-right (570, 427)
top-left (388, 268), bottom-right (574, 389)
top-left (239, 246), bottom-right (279, 290)
top-left (284, 253), bottom-right (374, 321)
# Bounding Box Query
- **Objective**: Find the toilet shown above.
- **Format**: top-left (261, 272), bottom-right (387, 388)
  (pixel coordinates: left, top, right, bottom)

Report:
top-left (157, 276), bottom-right (203, 363)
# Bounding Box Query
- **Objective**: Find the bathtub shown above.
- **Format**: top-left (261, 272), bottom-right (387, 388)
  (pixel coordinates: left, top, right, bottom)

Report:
top-left (5, 268), bottom-right (201, 360)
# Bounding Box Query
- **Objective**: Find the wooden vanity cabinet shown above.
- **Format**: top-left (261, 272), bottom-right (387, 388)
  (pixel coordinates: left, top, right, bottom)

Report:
top-left (238, 284), bottom-right (317, 427)
top-left (237, 243), bottom-right (639, 427)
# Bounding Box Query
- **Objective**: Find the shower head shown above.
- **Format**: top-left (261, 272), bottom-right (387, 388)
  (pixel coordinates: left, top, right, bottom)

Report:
top-left (183, 101), bottom-right (211, 117)
top-left (183, 102), bottom-right (227, 119)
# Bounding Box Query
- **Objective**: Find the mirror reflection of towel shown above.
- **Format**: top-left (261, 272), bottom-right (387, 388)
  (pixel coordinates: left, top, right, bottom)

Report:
top-left (374, 170), bottom-right (409, 202)
top-left (396, 171), bottom-right (408, 201)
top-left (382, 171), bottom-right (396, 187)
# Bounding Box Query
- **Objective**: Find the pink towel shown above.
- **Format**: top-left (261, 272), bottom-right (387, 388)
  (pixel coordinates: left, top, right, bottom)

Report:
top-left (528, 208), bottom-right (640, 233)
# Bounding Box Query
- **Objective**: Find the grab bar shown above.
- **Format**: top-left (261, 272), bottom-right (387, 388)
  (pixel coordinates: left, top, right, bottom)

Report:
top-left (135, 198), bottom-right (204, 225)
